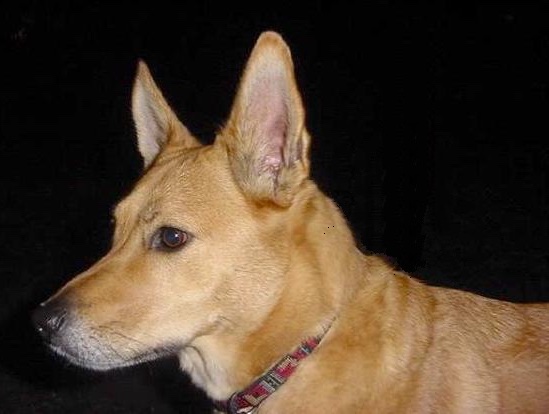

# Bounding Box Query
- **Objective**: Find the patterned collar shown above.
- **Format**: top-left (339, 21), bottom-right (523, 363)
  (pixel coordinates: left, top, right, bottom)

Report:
top-left (214, 333), bottom-right (327, 413)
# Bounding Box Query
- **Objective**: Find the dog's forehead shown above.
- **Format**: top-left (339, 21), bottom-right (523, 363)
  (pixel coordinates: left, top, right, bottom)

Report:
top-left (116, 145), bottom-right (242, 225)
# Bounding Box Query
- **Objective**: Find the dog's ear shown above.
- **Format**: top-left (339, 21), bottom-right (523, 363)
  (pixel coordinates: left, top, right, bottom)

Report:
top-left (132, 61), bottom-right (201, 168)
top-left (221, 31), bottom-right (310, 206)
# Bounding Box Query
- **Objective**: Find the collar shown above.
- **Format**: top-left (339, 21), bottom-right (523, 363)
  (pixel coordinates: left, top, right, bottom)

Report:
top-left (214, 333), bottom-right (327, 414)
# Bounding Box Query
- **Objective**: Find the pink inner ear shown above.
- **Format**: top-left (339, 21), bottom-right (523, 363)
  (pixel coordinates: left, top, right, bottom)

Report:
top-left (248, 75), bottom-right (289, 173)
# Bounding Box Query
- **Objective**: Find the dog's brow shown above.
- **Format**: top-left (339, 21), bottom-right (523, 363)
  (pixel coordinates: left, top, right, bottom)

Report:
top-left (140, 208), bottom-right (158, 223)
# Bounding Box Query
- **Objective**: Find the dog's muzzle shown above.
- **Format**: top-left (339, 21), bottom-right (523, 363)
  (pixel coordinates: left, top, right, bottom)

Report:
top-left (31, 296), bottom-right (164, 371)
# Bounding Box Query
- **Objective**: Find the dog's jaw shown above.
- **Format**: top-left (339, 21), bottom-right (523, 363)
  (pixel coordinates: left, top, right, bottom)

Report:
top-left (43, 320), bottom-right (182, 372)
top-left (48, 342), bottom-right (171, 371)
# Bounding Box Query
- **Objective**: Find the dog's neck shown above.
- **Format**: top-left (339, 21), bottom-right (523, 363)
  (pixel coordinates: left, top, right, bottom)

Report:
top-left (178, 187), bottom-right (366, 401)
top-left (214, 331), bottom-right (329, 413)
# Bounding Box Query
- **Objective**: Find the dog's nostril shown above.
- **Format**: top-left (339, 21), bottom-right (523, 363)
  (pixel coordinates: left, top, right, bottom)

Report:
top-left (49, 312), bottom-right (67, 332)
top-left (32, 299), bottom-right (70, 342)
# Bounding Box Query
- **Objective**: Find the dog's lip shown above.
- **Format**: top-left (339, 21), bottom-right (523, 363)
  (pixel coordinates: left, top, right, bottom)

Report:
top-left (46, 342), bottom-right (131, 371)
top-left (46, 340), bottom-right (182, 371)
top-left (45, 342), bottom-right (91, 368)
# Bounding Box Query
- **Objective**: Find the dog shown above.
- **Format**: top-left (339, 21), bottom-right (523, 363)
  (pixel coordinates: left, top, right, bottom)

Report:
top-left (33, 31), bottom-right (549, 413)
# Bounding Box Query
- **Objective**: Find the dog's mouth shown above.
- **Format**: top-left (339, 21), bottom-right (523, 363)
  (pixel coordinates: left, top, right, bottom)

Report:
top-left (45, 337), bottom-right (183, 371)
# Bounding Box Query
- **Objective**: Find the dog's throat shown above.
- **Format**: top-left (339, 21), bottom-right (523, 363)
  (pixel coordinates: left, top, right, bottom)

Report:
top-left (214, 331), bottom-right (328, 414)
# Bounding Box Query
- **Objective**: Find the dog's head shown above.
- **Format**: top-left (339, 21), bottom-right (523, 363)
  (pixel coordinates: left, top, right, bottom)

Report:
top-left (33, 32), bottom-right (323, 372)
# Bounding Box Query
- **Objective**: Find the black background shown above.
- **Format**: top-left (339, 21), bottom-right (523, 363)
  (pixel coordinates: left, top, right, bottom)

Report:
top-left (1, 2), bottom-right (548, 413)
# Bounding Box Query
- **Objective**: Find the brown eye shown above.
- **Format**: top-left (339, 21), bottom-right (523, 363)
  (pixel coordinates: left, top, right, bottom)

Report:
top-left (152, 227), bottom-right (189, 251)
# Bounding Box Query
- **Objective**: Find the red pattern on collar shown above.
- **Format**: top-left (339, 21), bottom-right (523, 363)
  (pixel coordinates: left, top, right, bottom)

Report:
top-left (215, 336), bottom-right (323, 413)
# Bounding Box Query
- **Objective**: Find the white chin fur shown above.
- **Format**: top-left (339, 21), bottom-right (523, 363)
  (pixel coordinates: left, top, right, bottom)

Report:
top-left (179, 345), bottom-right (233, 401)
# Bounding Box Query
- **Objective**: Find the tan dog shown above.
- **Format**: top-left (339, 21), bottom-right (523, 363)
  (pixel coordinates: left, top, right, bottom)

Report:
top-left (33, 31), bottom-right (549, 413)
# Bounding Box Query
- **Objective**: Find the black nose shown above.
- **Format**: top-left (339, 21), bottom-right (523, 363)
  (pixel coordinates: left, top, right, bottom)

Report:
top-left (32, 298), bottom-right (70, 343)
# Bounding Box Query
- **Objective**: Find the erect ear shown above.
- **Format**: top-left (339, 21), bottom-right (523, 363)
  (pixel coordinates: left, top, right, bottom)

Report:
top-left (221, 31), bottom-right (310, 206)
top-left (132, 61), bottom-right (201, 169)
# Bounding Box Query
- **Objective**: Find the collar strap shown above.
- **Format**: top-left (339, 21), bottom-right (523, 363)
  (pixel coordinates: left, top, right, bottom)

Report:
top-left (215, 335), bottom-right (324, 414)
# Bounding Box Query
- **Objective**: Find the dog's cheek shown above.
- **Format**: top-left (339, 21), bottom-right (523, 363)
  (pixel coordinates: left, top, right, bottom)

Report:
top-left (209, 258), bottom-right (286, 333)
